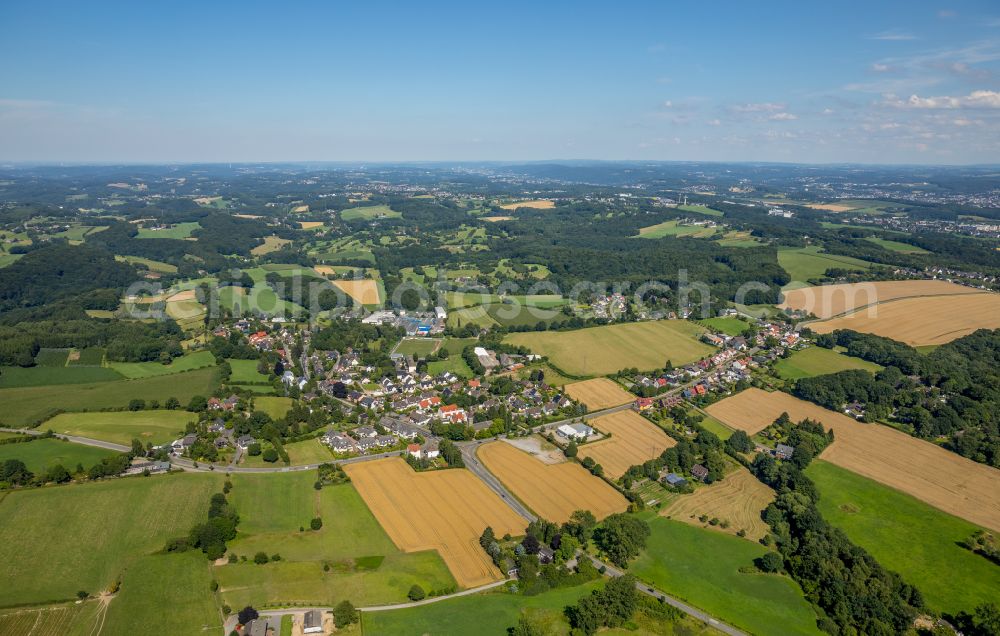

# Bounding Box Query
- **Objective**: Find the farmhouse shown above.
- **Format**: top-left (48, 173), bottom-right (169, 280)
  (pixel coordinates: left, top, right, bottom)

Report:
top-left (691, 464), bottom-right (709, 482)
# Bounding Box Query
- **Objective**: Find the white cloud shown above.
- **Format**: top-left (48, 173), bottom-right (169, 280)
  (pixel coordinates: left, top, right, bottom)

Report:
top-left (870, 63), bottom-right (893, 72)
top-left (769, 112), bottom-right (798, 121)
top-left (706, 118), bottom-right (721, 126)
top-left (884, 89), bottom-right (1000, 109)
top-left (821, 108), bottom-right (835, 115)
top-left (938, 10), bottom-right (956, 19)
top-left (662, 100), bottom-right (673, 108)
top-left (869, 29), bottom-right (917, 41)
top-left (731, 102), bottom-right (785, 113)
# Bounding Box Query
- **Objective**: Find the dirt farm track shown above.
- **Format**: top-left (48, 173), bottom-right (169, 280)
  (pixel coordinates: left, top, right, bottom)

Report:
top-left (582, 410), bottom-right (676, 479)
top-left (344, 458), bottom-right (523, 588)
top-left (706, 388), bottom-right (1000, 532)
top-left (477, 441), bottom-right (627, 523)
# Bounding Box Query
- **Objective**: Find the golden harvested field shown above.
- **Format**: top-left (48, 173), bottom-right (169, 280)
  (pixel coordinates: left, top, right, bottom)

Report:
top-left (564, 378), bottom-right (635, 410)
top-left (779, 279), bottom-right (982, 319)
top-left (809, 293), bottom-right (1000, 346)
top-left (582, 410), bottom-right (676, 479)
top-left (480, 216), bottom-right (515, 222)
top-left (250, 235), bottom-right (291, 256)
top-left (333, 279), bottom-right (381, 305)
top-left (805, 203), bottom-right (857, 212)
top-left (344, 458), bottom-right (524, 588)
top-left (293, 205), bottom-right (310, 213)
top-left (298, 221), bottom-right (323, 229)
top-left (500, 200), bottom-right (555, 210)
top-left (166, 289), bottom-right (196, 302)
top-left (662, 468), bottom-right (774, 541)
top-left (706, 389), bottom-right (1000, 532)
top-left (477, 441), bottom-right (628, 523)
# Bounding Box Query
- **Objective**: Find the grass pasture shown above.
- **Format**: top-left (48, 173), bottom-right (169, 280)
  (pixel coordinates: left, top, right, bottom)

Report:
top-left (340, 204), bottom-right (402, 221)
top-left (254, 396), bottom-right (293, 420)
top-left (251, 235), bottom-right (292, 255)
top-left (476, 441), bottom-right (627, 523)
top-left (44, 410), bottom-right (194, 446)
top-left (773, 346), bottom-right (882, 380)
top-left (0, 365), bottom-right (123, 388)
top-left (344, 458), bottom-right (524, 588)
top-left (633, 517), bottom-right (820, 636)
top-left (807, 460), bottom-right (1000, 615)
top-left (0, 602), bottom-right (104, 636)
top-left (865, 237), bottom-right (929, 254)
top-left (0, 438), bottom-right (115, 474)
top-left (394, 338), bottom-right (441, 357)
top-left (0, 366), bottom-right (219, 427)
top-left (777, 246), bottom-right (872, 284)
top-left (706, 388), bottom-right (1000, 533)
top-left (677, 204), bottom-right (724, 217)
top-left (505, 320), bottom-right (711, 377)
top-left (0, 473), bottom-right (223, 606)
top-left (564, 378), bottom-right (634, 410)
top-left (700, 316), bottom-right (748, 336)
top-left (135, 221), bottom-right (200, 239)
top-left (108, 350), bottom-right (216, 379)
top-left (636, 220), bottom-right (718, 239)
top-left (582, 410), bottom-right (675, 479)
top-left (228, 358), bottom-right (270, 384)
top-left (114, 254), bottom-right (178, 273)
top-left (662, 468), bottom-right (774, 541)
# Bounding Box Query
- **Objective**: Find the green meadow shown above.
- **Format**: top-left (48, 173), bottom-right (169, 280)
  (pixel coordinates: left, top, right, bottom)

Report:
top-left (254, 396), bottom-right (293, 420)
top-left (0, 365), bottom-right (123, 388)
top-left (109, 350), bottom-right (216, 379)
top-left (865, 237), bottom-right (930, 254)
top-left (678, 204), bottom-right (724, 217)
top-left (773, 346), bottom-right (883, 380)
top-left (136, 221), bottom-right (200, 239)
top-left (0, 366), bottom-right (219, 427)
top-left (228, 358), bottom-right (270, 384)
top-left (777, 246), bottom-right (872, 283)
top-left (340, 204), bottom-right (402, 221)
top-left (0, 473), bottom-right (223, 606)
top-left (700, 316), bottom-right (748, 336)
top-left (44, 410), bottom-right (195, 446)
top-left (0, 438), bottom-right (116, 474)
top-left (631, 517), bottom-right (820, 636)
top-left (807, 460), bottom-right (1000, 615)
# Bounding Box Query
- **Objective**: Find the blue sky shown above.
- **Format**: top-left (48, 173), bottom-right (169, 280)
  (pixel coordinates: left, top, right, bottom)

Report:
top-left (1, 0), bottom-right (999, 163)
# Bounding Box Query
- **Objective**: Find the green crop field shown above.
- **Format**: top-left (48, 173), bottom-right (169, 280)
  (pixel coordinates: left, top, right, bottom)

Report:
top-left (101, 552), bottom-right (223, 636)
top-left (394, 338), bottom-right (441, 357)
top-left (0, 438), bottom-right (116, 474)
top-left (678, 204), bottom-right (724, 217)
top-left (362, 581), bottom-right (603, 635)
top-left (0, 366), bottom-right (219, 427)
top-left (109, 350), bottom-right (216, 379)
top-left (0, 473), bottom-right (223, 606)
top-left (777, 246), bottom-right (872, 284)
top-left (505, 320), bottom-right (712, 376)
top-left (340, 204), bottom-right (402, 221)
top-left (68, 348), bottom-right (106, 366)
top-left (773, 346), bottom-right (883, 380)
top-left (636, 220), bottom-right (718, 239)
top-left (807, 460), bottom-right (1000, 615)
top-left (228, 358), bottom-right (270, 384)
top-left (44, 410), bottom-right (195, 446)
top-left (218, 476), bottom-right (454, 608)
top-left (114, 254), bottom-right (179, 273)
top-left (632, 518), bottom-right (820, 635)
top-left (865, 237), bottom-right (930, 254)
top-left (0, 365), bottom-right (123, 388)
top-left (700, 316), bottom-right (748, 336)
top-left (254, 396), bottom-right (293, 420)
top-left (136, 221), bottom-right (200, 239)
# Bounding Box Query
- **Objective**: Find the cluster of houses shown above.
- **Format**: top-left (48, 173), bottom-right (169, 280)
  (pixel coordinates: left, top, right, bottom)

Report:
top-left (591, 293), bottom-right (626, 320)
top-left (361, 308), bottom-right (447, 336)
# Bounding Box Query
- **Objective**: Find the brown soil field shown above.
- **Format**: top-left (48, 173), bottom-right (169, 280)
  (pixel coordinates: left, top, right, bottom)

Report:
top-left (779, 280), bottom-right (982, 320)
top-left (344, 458), bottom-right (524, 588)
top-left (564, 378), bottom-right (634, 410)
top-left (805, 203), bottom-right (857, 212)
top-left (582, 410), bottom-right (676, 479)
top-left (480, 216), bottom-right (515, 222)
top-left (706, 389), bottom-right (1000, 532)
top-left (662, 468), bottom-right (775, 541)
top-left (333, 279), bottom-right (380, 305)
top-left (808, 292), bottom-right (1000, 346)
top-left (500, 200), bottom-right (555, 210)
top-left (298, 221), bottom-right (323, 229)
top-left (477, 442), bottom-right (628, 523)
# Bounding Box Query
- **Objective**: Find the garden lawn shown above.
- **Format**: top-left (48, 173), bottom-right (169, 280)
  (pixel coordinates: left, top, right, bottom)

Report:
top-left (428, 356), bottom-right (474, 379)
top-left (0, 367), bottom-right (220, 427)
top-left (100, 552), bottom-right (222, 636)
top-left (361, 581), bottom-right (604, 635)
top-left (109, 350), bottom-right (216, 379)
top-left (254, 396), bottom-right (293, 420)
top-left (0, 438), bottom-right (116, 474)
top-left (0, 473), bottom-right (224, 606)
top-left (807, 460), bottom-right (1000, 615)
top-left (773, 346), bottom-right (883, 380)
top-left (228, 358), bottom-right (270, 384)
top-left (700, 317), bottom-right (748, 336)
top-left (44, 410), bottom-right (195, 446)
top-left (631, 517), bottom-right (820, 636)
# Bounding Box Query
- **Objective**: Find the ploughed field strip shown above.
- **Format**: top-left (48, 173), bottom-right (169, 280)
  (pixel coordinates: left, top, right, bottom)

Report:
top-left (343, 458), bottom-right (523, 588)
top-left (581, 410), bottom-right (676, 479)
top-left (706, 388), bottom-right (1000, 533)
top-left (563, 378), bottom-right (635, 410)
top-left (476, 441), bottom-right (628, 524)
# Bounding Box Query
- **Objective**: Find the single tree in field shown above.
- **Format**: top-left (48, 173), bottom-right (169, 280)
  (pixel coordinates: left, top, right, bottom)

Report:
top-left (408, 584), bottom-right (425, 601)
top-left (333, 600), bottom-right (357, 627)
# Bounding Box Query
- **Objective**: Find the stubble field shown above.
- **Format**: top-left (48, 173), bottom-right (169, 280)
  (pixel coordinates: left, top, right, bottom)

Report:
top-left (662, 467), bottom-right (774, 541)
top-left (505, 320), bottom-right (711, 376)
top-left (344, 458), bottom-right (524, 588)
top-left (706, 388), bottom-right (1000, 532)
top-left (476, 441), bottom-right (628, 523)
top-left (333, 279), bottom-right (381, 306)
top-left (778, 279), bottom-right (983, 319)
top-left (581, 410), bottom-right (676, 478)
top-left (499, 200), bottom-right (554, 210)
top-left (563, 378), bottom-right (634, 410)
